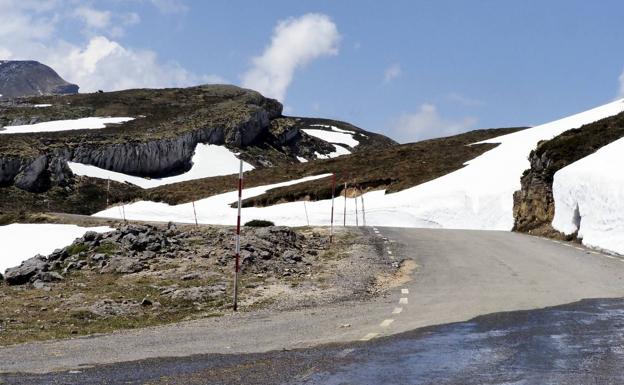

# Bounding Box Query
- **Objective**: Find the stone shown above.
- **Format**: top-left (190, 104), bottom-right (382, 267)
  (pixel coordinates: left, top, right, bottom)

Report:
top-left (4, 255), bottom-right (47, 285)
top-left (36, 271), bottom-right (64, 282)
top-left (100, 256), bottom-right (144, 274)
top-left (141, 297), bottom-right (152, 306)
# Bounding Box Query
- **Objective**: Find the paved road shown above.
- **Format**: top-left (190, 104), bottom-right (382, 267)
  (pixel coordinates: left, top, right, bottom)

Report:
top-left (2, 228), bottom-right (624, 375)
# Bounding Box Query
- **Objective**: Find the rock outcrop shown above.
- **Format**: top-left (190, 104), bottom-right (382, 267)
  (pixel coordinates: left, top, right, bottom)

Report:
top-left (0, 60), bottom-right (78, 100)
top-left (513, 111), bottom-right (624, 235)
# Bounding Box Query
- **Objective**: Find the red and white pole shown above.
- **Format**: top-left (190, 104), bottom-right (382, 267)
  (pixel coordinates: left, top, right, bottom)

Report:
top-left (330, 174), bottom-right (336, 243)
top-left (233, 159), bottom-right (243, 311)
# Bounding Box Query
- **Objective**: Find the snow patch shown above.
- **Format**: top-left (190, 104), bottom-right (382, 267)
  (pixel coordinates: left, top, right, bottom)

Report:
top-left (0, 224), bottom-right (113, 274)
top-left (315, 144), bottom-right (351, 159)
top-left (296, 156), bottom-right (308, 163)
top-left (69, 144), bottom-right (254, 189)
top-left (0, 117), bottom-right (134, 134)
top-left (33, 104), bottom-right (52, 108)
top-left (93, 174), bottom-right (332, 224)
top-left (302, 128), bottom-right (359, 147)
top-left (552, 136), bottom-right (624, 254)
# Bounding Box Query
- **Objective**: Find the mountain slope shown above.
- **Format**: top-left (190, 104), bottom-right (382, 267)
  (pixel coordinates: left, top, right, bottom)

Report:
top-left (0, 61), bottom-right (78, 100)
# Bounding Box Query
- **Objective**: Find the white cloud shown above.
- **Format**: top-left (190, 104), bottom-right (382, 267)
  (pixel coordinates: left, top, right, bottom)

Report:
top-left (73, 6), bottom-right (112, 29)
top-left (150, 0), bottom-right (188, 14)
top-left (446, 92), bottom-right (485, 107)
top-left (0, 1), bottom-right (221, 92)
top-left (241, 13), bottom-right (340, 101)
top-left (391, 103), bottom-right (477, 143)
top-left (383, 63), bottom-right (401, 84)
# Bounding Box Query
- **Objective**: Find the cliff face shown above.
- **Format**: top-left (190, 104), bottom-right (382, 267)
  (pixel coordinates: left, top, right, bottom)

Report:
top-left (513, 111), bottom-right (624, 235)
top-left (0, 61), bottom-right (79, 100)
top-left (0, 85), bottom-right (395, 193)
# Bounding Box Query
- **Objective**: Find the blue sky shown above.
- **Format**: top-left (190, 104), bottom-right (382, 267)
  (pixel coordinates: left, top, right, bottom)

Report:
top-left (2, 0), bottom-right (624, 142)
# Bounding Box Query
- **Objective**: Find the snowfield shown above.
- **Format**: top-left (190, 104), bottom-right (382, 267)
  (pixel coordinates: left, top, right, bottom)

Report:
top-left (92, 99), bottom-right (624, 232)
top-left (69, 144), bottom-right (254, 189)
top-left (94, 174), bottom-right (332, 223)
top-left (302, 128), bottom-right (360, 147)
top-left (0, 224), bottom-right (112, 274)
top-left (552, 136), bottom-right (624, 255)
top-left (0, 117), bottom-right (134, 134)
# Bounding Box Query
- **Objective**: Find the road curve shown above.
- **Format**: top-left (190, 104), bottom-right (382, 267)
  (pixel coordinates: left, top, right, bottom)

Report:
top-left (2, 227), bottom-right (624, 374)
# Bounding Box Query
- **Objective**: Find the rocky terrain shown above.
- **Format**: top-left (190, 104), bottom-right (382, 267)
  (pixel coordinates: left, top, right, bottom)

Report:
top-left (0, 85), bottom-right (394, 194)
top-left (0, 222), bottom-right (395, 345)
top-left (0, 61), bottom-right (78, 100)
top-left (513, 111), bottom-right (624, 236)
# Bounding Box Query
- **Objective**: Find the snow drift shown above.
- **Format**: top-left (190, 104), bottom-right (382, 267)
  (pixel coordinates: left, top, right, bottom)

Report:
top-left (552, 136), bottom-right (624, 254)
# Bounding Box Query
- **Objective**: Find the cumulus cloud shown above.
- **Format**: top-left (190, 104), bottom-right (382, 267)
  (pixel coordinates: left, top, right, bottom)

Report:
top-left (73, 6), bottom-right (112, 29)
top-left (0, 1), bottom-right (221, 92)
top-left (383, 63), bottom-right (401, 84)
top-left (446, 92), bottom-right (485, 107)
top-left (241, 13), bottom-right (340, 101)
top-left (391, 103), bottom-right (477, 143)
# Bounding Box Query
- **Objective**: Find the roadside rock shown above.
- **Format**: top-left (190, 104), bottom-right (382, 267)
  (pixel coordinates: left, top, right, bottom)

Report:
top-left (4, 255), bottom-right (47, 285)
top-left (101, 256), bottom-right (144, 274)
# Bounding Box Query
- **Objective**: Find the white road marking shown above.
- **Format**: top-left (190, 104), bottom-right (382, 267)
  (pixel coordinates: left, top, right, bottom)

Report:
top-left (360, 333), bottom-right (379, 341)
top-left (387, 250), bottom-right (393, 255)
top-left (336, 348), bottom-right (355, 358)
top-left (380, 319), bottom-right (394, 327)
top-left (399, 297), bottom-right (408, 305)
top-left (392, 307), bottom-right (403, 314)
top-left (401, 288), bottom-right (409, 294)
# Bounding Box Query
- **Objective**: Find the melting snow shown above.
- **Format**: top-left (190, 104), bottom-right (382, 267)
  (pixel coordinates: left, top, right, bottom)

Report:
top-left (89, 99), bottom-right (624, 231)
top-left (0, 117), bottom-right (134, 134)
top-left (69, 144), bottom-right (254, 189)
top-left (0, 224), bottom-right (113, 273)
top-left (315, 144), bottom-right (351, 159)
top-left (93, 174), bottom-right (332, 224)
top-left (552, 136), bottom-right (624, 254)
top-left (302, 128), bottom-right (360, 148)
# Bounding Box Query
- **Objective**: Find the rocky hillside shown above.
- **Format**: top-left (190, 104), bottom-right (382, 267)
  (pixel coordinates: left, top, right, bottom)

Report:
top-left (513, 111), bottom-right (624, 236)
top-left (0, 61), bottom-right (78, 100)
top-left (0, 85), bottom-right (394, 194)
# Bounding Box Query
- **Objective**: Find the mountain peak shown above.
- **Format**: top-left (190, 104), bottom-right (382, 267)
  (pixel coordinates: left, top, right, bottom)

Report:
top-left (0, 60), bottom-right (79, 100)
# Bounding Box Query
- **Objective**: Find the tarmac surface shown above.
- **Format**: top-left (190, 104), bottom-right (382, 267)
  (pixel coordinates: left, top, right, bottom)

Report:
top-left (3, 227), bottom-right (624, 383)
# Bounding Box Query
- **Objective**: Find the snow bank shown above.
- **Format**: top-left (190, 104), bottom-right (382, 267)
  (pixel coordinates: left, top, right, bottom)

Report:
top-left (302, 128), bottom-right (360, 147)
top-left (93, 174), bottom-right (333, 224)
top-left (0, 117), bottom-right (134, 134)
top-left (552, 137), bottom-right (624, 254)
top-left (315, 144), bottom-right (351, 159)
top-left (0, 224), bottom-right (113, 274)
top-left (69, 144), bottom-right (254, 189)
top-left (92, 99), bottom-right (624, 231)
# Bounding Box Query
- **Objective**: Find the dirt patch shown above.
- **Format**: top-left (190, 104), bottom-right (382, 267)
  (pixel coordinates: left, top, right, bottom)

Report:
top-left (374, 259), bottom-right (418, 291)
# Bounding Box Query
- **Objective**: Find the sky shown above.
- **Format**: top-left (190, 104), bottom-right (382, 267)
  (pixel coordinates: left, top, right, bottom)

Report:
top-left (1, 0), bottom-right (623, 143)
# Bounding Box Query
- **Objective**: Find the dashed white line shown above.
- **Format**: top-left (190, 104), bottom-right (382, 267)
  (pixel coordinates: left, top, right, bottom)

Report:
top-left (380, 319), bottom-right (395, 327)
top-left (392, 307), bottom-right (403, 314)
top-left (401, 288), bottom-right (409, 294)
top-left (360, 333), bottom-right (379, 341)
top-left (399, 297), bottom-right (408, 305)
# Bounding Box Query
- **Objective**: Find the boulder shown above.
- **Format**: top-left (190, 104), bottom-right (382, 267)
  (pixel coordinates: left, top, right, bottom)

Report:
top-left (4, 255), bottom-right (47, 285)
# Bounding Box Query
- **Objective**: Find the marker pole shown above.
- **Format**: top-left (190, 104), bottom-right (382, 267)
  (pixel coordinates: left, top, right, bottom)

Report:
top-left (343, 182), bottom-right (347, 227)
top-left (355, 184), bottom-right (359, 227)
top-left (330, 174), bottom-right (336, 243)
top-left (192, 201), bottom-right (198, 227)
top-left (303, 201), bottom-right (310, 226)
top-left (361, 188), bottom-right (367, 227)
top-left (233, 159), bottom-right (243, 311)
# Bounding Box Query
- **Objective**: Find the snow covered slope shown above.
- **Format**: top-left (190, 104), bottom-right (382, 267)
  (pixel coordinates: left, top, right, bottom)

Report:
top-left (93, 99), bottom-right (624, 230)
top-left (94, 174), bottom-right (332, 223)
top-left (302, 125), bottom-right (362, 159)
top-left (552, 136), bottom-right (624, 254)
top-left (0, 224), bottom-right (112, 273)
top-left (0, 117), bottom-right (134, 134)
top-left (69, 144), bottom-right (254, 189)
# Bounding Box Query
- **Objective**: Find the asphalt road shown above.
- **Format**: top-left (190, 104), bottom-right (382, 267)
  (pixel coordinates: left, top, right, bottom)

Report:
top-left (2, 227), bottom-right (624, 378)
